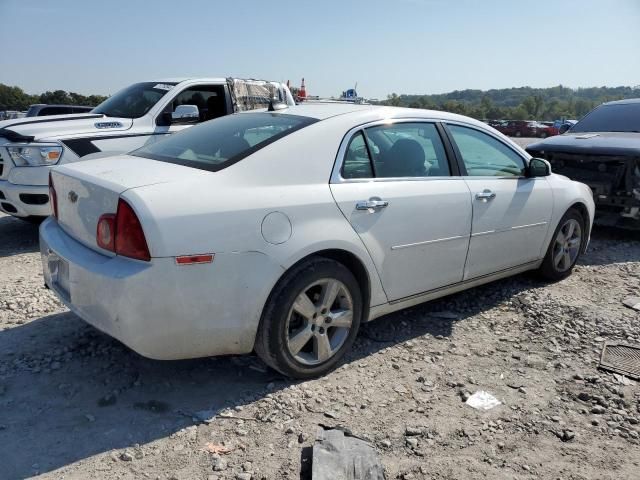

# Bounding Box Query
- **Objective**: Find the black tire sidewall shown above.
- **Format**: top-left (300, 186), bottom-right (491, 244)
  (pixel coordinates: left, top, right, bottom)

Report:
top-left (258, 258), bottom-right (362, 378)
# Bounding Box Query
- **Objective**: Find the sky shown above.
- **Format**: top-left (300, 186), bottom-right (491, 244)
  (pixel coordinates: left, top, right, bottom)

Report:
top-left (1, 0), bottom-right (639, 99)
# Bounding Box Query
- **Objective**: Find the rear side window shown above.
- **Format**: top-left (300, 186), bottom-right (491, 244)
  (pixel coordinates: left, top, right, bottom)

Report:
top-left (342, 122), bottom-right (451, 179)
top-left (342, 132), bottom-right (373, 179)
top-left (133, 113), bottom-right (317, 172)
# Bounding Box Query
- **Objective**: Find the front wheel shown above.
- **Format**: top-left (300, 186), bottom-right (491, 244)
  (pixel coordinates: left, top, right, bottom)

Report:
top-left (19, 216), bottom-right (46, 225)
top-left (537, 209), bottom-right (584, 281)
top-left (254, 257), bottom-right (362, 379)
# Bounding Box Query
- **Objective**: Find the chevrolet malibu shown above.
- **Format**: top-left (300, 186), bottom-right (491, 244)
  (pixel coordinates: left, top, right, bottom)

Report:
top-left (41, 103), bottom-right (595, 378)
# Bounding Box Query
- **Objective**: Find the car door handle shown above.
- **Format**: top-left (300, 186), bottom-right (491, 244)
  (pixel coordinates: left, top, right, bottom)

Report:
top-left (356, 198), bottom-right (389, 211)
top-left (475, 190), bottom-right (496, 202)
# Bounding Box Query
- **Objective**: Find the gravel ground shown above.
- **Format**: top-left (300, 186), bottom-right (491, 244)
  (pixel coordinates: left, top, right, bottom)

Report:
top-left (1, 145), bottom-right (640, 479)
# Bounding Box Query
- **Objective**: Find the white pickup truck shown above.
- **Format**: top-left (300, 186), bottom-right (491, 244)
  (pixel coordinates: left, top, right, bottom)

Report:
top-left (0, 77), bottom-right (294, 220)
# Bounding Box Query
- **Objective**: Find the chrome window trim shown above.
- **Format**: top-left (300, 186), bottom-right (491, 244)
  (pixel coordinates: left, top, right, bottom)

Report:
top-left (330, 117), bottom-right (465, 184)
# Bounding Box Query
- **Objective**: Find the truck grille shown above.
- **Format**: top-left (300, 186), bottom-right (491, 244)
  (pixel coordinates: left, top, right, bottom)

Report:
top-left (542, 152), bottom-right (635, 198)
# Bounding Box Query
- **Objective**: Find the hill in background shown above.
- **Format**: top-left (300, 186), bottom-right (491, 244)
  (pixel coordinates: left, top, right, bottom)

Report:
top-left (378, 85), bottom-right (640, 121)
top-left (0, 84), bottom-right (107, 111)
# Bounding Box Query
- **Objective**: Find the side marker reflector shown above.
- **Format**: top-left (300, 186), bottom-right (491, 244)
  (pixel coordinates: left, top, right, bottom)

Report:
top-left (176, 254), bottom-right (214, 265)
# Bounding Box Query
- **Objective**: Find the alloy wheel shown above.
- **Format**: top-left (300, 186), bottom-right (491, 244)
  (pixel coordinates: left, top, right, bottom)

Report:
top-left (285, 278), bottom-right (353, 365)
top-left (552, 218), bottom-right (582, 272)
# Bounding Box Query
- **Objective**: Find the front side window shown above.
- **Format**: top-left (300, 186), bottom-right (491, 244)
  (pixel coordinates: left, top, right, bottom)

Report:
top-left (341, 122), bottom-right (451, 179)
top-left (448, 125), bottom-right (525, 177)
top-left (133, 112), bottom-right (317, 172)
top-left (170, 85), bottom-right (227, 122)
top-left (92, 82), bottom-right (177, 119)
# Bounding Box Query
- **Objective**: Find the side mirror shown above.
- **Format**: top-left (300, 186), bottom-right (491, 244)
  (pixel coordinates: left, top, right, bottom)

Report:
top-left (559, 123), bottom-right (571, 134)
top-left (528, 157), bottom-right (551, 177)
top-left (171, 105), bottom-right (199, 124)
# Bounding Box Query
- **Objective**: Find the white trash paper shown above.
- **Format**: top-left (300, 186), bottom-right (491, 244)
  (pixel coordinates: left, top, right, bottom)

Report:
top-left (465, 391), bottom-right (501, 410)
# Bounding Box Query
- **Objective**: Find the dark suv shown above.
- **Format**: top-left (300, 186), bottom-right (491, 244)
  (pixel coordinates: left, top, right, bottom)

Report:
top-left (526, 99), bottom-right (640, 227)
top-left (25, 104), bottom-right (94, 117)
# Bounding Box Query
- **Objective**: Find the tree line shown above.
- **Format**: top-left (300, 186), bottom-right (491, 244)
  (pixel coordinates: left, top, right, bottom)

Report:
top-left (0, 83), bottom-right (107, 111)
top-left (377, 85), bottom-right (640, 120)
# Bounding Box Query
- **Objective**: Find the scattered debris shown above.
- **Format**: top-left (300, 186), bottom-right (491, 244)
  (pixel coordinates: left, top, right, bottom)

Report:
top-left (203, 443), bottom-right (233, 455)
top-left (465, 391), bottom-right (502, 410)
top-left (312, 428), bottom-right (385, 480)
top-left (622, 296), bottom-right (640, 311)
top-left (613, 373), bottom-right (635, 386)
top-left (599, 343), bottom-right (640, 380)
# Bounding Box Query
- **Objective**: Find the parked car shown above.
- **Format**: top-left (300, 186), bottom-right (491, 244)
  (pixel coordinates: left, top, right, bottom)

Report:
top-left (41, 104), bottom-right (594, 378)
top-left (539, 121), bottom-right (559, 138)
top-left (558, 119), bottom-right (578, 134)
top-left (26, 104), bottom-right (94, 117)
top-left (0, 77), bottom-right (294, 220)
top-left (498, 120), bottom-right (543, 137)
top-left (526, 99), bottom-right (640, 228)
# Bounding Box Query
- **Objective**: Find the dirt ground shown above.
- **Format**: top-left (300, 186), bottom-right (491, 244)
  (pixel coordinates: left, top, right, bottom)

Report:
top-left (1, 141), bottom-right (640, 479)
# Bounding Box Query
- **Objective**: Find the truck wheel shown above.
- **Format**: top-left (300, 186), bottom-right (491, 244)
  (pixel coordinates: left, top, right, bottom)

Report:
top-left (254, 257), bottom-right (362, 379)
top-left (537, 209), bottom-right (584, 281)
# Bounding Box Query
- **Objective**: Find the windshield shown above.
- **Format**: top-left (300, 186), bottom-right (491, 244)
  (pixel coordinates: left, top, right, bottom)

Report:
top-left (570, 103), bottom-right (640, 133)
top-left (132, 112), bottom-right (317, 172)
top-left (92, 82), bottom-right (177, 118)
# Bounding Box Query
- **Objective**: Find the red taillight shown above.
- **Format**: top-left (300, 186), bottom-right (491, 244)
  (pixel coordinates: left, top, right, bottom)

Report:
top-left (95, 198), bottom-right (150, 261)
top-left (114, 199), bottom-right (150, 261)
top-left (96, 214), bottom-right (116, 251)
top-left (48, 172), bottom-right (58, 219)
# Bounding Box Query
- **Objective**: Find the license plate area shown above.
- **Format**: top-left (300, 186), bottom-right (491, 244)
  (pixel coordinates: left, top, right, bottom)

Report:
top-left (48, 253), bottom-right (71, 302)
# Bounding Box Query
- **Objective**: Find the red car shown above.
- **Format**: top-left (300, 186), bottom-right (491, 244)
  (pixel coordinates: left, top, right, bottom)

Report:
top-left (538, 122), bottom-right (560, 138)
top-left (496, 120), bottom-right (543, 137)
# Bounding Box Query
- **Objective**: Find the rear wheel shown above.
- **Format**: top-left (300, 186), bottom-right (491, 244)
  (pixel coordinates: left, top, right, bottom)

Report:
top-left (254, 257), bottom-right (362, 379)
top-left (538, 209), bottom-right (584, 281)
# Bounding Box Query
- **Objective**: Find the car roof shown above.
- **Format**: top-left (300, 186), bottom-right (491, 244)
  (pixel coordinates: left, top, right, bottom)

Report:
top-left (269, 103), bottom-right (489, 125)
top-left (30, 104), bottom-right (92, 109)
top-left (151, 77), bottom-right (288, 85)
top-left (602, 98), bottom-right (640, 106)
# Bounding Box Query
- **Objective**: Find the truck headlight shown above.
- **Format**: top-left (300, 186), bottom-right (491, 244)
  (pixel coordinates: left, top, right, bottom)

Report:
top-left (7, 144), bottom-right (63, 166)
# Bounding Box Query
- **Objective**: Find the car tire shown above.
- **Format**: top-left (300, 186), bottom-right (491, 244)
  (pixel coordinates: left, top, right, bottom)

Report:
top-left (254, 257), bottom-right (363, 379)
top-left (537, 209), bottom-right (585, 281)
top-left (19, 216), bottom-right (46, 225)
top-left (540, 132), bottom-right (548, 138)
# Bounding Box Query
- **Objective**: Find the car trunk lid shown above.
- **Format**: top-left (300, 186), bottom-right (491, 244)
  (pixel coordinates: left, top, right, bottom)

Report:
top-left (51, 155), bottom-right (209, 254)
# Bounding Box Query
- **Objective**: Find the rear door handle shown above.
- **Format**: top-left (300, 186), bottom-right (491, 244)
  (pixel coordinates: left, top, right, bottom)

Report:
top-left (475, 190), bottom-right (496, 202)
top-left (356, 198), bottom-right (389, 212)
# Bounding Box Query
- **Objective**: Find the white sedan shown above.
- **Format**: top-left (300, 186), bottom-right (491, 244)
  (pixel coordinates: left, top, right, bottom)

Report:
top-left (41, 103), bottom-right (594, 378)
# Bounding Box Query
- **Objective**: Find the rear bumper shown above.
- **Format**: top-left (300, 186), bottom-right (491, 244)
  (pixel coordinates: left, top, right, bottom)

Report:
top-left (40, 218), bottom-right (283, 360)
top-left (0, 180), bottom-right (51, 217)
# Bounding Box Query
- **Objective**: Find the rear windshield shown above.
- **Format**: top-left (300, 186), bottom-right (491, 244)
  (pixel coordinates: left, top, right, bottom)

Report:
top-left (570, 103), bottom-right (640, 133)
top-left (132, 112), bottom-right (317, 172)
